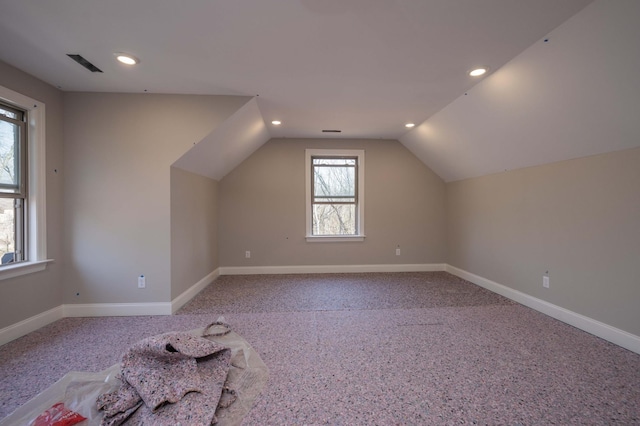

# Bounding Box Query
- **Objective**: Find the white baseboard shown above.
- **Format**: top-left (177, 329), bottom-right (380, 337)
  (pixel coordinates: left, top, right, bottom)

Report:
top-left (445, 264), bottom-right (640, 355)
top-left (4, 265), bottom-right (638, 355)
top-left (0, 269), bottom-right (222, 345)
top-left (63, 302), bottom-right (172, 317)
top-left (0, 306), bottom-right (64, 346)
top-left (219, 263), bottom-right (446, 275)
top-left (171, 268), bottom-right (220, 313)
top-left (61, 269), bottom-right (223, 317)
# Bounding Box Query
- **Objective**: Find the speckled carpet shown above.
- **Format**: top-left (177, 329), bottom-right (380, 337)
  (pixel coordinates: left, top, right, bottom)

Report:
top-left (1, 272), bottom-right (639, 424)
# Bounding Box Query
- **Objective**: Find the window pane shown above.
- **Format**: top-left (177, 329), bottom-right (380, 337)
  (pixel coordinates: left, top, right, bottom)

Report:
top-left (313, 158), bottom-right (356, 166)
top-left (0, 197), bottom-right (16, 264)
top-left (0, 118), bottom-right (19, 190)
top-left (312, 203), bottom-right (356, 235)
top-left (313, 165), bottom-right (355, 198)
top-left (0, 106), bottom-right (20, 120)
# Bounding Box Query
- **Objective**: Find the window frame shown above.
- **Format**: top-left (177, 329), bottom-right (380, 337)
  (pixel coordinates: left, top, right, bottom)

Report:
top-left (0, 85), bottom-right (50, 280)
top-left (305, 149), bottom-right (365, 242)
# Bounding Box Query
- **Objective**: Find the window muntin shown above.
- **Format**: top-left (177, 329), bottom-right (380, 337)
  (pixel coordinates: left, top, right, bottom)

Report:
top-left (305, 149), bottom-right (365, 241)
top-left (0, 102), bottom-right (26, 264)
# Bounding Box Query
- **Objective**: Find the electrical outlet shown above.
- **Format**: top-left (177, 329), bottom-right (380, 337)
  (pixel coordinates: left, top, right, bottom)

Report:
top-left (245, 251), bottom-right (251, 259)
top-left (543, 275), bottom-right (549, 288)
top-left (138, 275), bottom-right (146, 288)
top-left (396, 248), bottom-right (401, 256)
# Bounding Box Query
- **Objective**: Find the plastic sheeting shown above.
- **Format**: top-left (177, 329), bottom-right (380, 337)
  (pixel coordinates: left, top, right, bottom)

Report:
top-left (1, 323), bottom-right (268, 426)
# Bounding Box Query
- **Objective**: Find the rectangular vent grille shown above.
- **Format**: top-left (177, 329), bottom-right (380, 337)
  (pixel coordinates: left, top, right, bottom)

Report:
top-left (67, 54), bottom-right (103, 73)
top-left (322, 129), bottom-right (342, 133)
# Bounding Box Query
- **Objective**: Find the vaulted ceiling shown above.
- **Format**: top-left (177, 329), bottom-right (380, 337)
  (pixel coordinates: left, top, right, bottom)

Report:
top-left (1, 0), bottom-right (638, 182)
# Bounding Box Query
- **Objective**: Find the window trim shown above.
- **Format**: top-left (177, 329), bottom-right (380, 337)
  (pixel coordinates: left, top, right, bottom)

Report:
top-left (0, 85), bottom-right (50, 280)
top-left (305, 149), bottom-right (365, 242)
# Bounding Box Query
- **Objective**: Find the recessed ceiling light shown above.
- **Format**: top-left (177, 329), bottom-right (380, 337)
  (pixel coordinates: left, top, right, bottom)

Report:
top-left (115, 53), bottom-right (140, 65)
top-left (405, 123), bottom-right (415, 128)
top-left (469, 67), bottom-right (488, 77)
top-left (271, 120), bottom-right (282, 125)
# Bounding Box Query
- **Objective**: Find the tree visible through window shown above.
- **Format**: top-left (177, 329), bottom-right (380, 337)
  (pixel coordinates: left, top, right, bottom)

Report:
top-left (312, 156), bottom-right (357, 235)
top-left (305, 149), bottom-right (365, 240)
top-left (0, 102), bottom-right (26, 265)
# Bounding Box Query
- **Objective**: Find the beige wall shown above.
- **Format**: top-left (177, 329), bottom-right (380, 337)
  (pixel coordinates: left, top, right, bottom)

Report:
top-left (170, 167), bottom-right (219, 299)
top-left (446, 147), bottom-right (640, 336)
top-left (219, 138), bottom-right (446, 267)
top-left (62, 93), bottom-right (248, 304)
top-left (0, 61), bottom-right (64, 329)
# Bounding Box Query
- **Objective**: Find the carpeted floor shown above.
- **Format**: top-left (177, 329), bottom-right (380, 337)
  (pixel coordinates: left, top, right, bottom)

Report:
top-left (1, 272), bottom-right (639, 424)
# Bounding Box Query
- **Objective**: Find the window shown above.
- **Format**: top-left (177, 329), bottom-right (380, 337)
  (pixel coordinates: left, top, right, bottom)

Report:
top-left (0, 85), bottom-right (49, 279)
top-left (305, 149), bottom-right (365, 241)
top-left (0, 102), bottom-right (26, 264)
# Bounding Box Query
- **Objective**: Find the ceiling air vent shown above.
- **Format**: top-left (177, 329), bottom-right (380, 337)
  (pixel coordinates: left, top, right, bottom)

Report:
top-left (67, 54), bottom-right (103, 73)
top-left (322, 130), bottom-right (342, 133)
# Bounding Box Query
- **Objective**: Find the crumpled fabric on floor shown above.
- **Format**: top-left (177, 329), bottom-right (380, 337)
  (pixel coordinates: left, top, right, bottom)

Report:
top-left (95, 379), bottom-right (142, 425)
top-left (0, 324), bottom-right (268, 426)
top-left (96, 332), bottom-right (232, 426)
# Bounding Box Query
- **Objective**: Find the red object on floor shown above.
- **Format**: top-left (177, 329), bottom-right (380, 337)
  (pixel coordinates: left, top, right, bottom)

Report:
top-left (32, 402), bottom-right (86, 426)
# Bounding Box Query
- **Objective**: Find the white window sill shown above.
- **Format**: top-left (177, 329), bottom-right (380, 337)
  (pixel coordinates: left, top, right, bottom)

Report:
top-left (306, 235), bottom-right (366, 243)
top-left (0, 259), bottom-right (53, 281)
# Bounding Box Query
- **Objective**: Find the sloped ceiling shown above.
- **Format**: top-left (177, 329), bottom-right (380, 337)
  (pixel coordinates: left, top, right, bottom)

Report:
top-left (172, 97), bottom-right (270, 180)
top-left (401, 0), bottom-right (640, 182)
top-left (3, 0), bottom-right (637, 182)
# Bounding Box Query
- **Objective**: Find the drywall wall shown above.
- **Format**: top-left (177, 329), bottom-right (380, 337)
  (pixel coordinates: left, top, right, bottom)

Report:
top-left (0, 61), bottom-right (64, 329)
top-left (446, 147), bottom-right (640, 337)
top-left (219, 138), bottom-right (446, 267)
top-left (170, 167), bottom-right (219, 299)
top-left (62, 93), bottom-right (250, 304)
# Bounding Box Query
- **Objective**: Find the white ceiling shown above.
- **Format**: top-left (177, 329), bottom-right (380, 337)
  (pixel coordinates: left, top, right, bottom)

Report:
top-left (402, 0), bottom-right (640, 181)
top-left (4, 0), bottom-right (635, 182)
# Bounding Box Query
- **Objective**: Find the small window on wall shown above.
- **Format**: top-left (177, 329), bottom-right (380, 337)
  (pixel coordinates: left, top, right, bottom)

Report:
top-left (0, 102), bottom-right (26, 265)
top-left (305, 149), bottom-right (365, 242)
